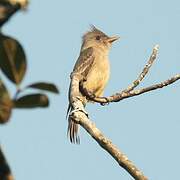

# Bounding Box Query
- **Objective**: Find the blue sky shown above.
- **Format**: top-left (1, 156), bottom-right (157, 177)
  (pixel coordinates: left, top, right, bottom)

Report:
top-left (0, 0), bottom-right (180, 179)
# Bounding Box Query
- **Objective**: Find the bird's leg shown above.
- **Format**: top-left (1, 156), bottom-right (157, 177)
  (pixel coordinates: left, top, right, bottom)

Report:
top-left (79, 79), bottom-right (96, 100)
top-left (81, 86), bottom-right (96, 100)
top-left (85, 89), bottom-right (96, 100)
top-left (80, 80), bottom-right (110, 105)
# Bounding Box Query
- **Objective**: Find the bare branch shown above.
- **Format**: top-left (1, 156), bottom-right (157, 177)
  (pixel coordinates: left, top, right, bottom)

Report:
top-left (81, 44), bottom-right (159, 102)
top-left (88, 74), bottom-right (180, 104)
top-left (80, 45), bottom-right (179, 104)
top-left (71, 110), bottom-right (148, 180)
top-left (0, 146), bottom-right (14, 180)
top-left (123, 44), bottom-right (159, 93)
top-left (70, 73), bottom-right (148, 180)
top-left (69, 44), bottom-right (180, 180)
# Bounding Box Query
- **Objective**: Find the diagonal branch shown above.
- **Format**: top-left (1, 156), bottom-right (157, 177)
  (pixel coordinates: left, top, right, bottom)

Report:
top-left (70, 73), bottom-right (148, 180)
top-left (72, 111), bottom-right (148, 180)
top-left (0, 145), bottom-right (14, 180)
top-left (70, 45), bottom-right (180, 180)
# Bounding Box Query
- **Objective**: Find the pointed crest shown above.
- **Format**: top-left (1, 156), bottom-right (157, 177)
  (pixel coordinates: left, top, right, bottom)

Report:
top-left (82, 25), bottom-right (108, 41)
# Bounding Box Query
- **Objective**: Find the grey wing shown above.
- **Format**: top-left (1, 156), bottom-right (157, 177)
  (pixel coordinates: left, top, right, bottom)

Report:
top-left (73, 47), bottom-right (95, 78)
top-left (66, 47), bottom-right (95, 143)
top-left (66, 47), bottom-right (95, 116)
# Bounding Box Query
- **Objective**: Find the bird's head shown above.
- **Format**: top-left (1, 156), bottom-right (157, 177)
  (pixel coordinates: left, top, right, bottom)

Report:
top-left (81, 25), bottom-right (119, 51)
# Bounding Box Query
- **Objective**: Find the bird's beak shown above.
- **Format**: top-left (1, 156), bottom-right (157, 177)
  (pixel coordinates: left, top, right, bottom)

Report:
top-left (108, 36), bottom-right (120, 43)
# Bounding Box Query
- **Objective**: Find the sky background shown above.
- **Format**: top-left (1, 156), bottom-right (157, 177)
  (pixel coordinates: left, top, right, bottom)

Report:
top-left (0, 0), bottom-right (180, 179)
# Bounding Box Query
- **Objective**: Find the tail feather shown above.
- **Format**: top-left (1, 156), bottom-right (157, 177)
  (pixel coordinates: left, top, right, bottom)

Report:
top-left (67, 104), bottom-right (80, 144)
top-left (68, 119), bottom-right (80, 144)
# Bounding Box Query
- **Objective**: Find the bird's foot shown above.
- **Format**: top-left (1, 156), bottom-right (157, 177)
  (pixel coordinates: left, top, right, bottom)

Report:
top-left (100, 97), bottom-right (110, 106)
top-left (81, 87), bottom-right (96, 100)
top-left (87, 91), bottom-right (96, 100)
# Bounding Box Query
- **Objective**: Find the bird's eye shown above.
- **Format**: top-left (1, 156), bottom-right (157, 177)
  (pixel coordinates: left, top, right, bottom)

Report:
top-left (96, 35), bottom-right (101, 40)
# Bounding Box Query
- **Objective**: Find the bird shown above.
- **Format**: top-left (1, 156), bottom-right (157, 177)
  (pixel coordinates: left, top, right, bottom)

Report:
top-left (67, 25), bottom-right (119, 143)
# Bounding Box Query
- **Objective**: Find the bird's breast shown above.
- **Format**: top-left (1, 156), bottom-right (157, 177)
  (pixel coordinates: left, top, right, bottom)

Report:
top-left (83, 54), bottom-right (110, 96)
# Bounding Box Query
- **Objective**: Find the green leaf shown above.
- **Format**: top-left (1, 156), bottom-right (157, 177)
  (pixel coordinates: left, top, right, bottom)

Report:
top-left (27, 82), bottom-right (59, 94)
top-left (13, 93), bottom-right (49, 108)
top-left (0, 34), bottom-right (27, 85)
top-left (0, 78), bottom-right (12, 124)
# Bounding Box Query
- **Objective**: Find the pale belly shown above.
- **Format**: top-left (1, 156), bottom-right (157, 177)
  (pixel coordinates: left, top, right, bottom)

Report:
top-left (83, 58), bottom-right (110, 97)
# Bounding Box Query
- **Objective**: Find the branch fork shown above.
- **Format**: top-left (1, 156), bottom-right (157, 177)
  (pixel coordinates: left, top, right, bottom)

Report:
top-left (70, 44), bottom-right (180, 180)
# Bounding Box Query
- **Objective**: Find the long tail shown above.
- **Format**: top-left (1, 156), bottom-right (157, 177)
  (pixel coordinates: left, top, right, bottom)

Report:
top-left (67, 105), bottom-right (80, 144)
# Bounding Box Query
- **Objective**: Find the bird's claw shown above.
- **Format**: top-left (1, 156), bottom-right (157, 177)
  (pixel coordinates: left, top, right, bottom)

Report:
top-left (87, 91), bottom-right (96, 99)
top-left (81, 87), bottom-right (96, 100)
top-left (100, 97), bottom-right (110, 106)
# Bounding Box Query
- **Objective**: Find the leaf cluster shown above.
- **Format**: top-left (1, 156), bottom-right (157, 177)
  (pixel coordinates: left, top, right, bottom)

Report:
top-left (0, 33), bottom-right (59, 124)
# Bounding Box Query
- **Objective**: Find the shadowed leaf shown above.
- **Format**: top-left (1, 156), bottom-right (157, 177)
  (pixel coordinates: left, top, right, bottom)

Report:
top-left (27, 82), bottom-right (59, 94)
top-left (13, 93), bottom-right (49, 108)
top-left (0, 34), bottom-right (27, 85)
top-left (0, 78), bottom-right (12, 124)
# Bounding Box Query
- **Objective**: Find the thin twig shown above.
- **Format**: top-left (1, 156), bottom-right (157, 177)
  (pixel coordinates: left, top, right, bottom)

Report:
top-left (80, 45), bottom-right (160, 103)
top-left (123, 44), bottom-right (159, 93)
top-left (88, 74), bottom-right (180, 104)
top-left (80, 45), bottom-right (160, 105)
top-left (80, 45), bottom-right (179, 104)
